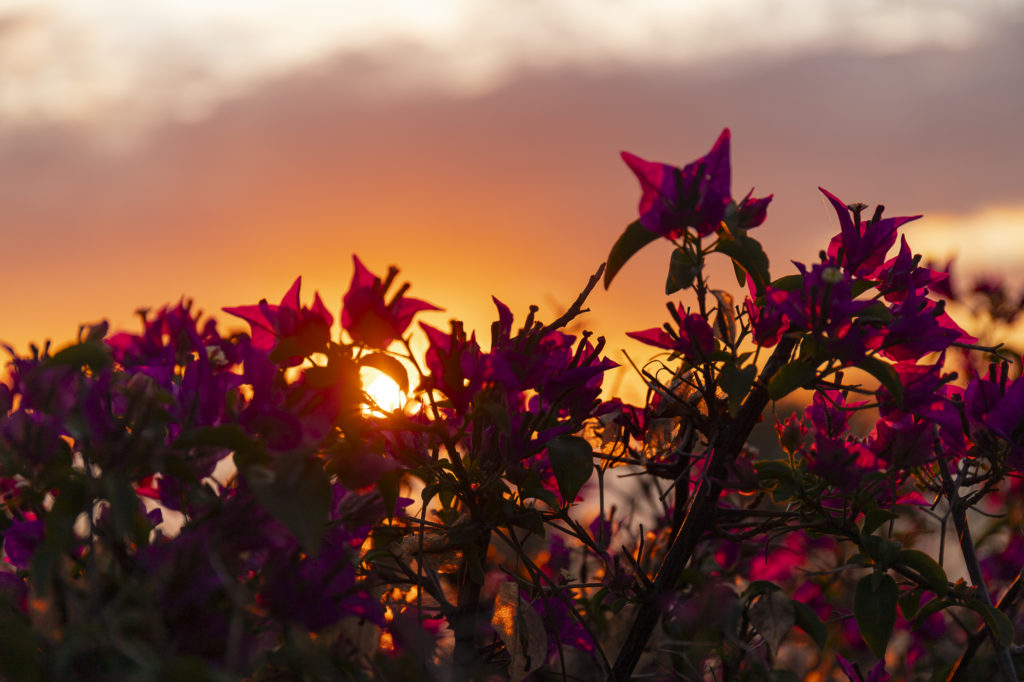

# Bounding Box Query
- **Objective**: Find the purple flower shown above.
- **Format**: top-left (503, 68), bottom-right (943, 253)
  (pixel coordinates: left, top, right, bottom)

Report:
top-left (878, 288), bottom-right (975, 362)
top-left (622, 129), bottom-right (771, 239)
top-left (224, 277), bottom-right (334, 364)
top-left (761, 261), bottom-right (880, 363)
top-left (874, 236), bottom-right (950, 303)
top-left (823, 188), bottom-right (920, 279)
top-left (980, 374), bottom-right (1024, 466)
top-left (2, 518), bottom-right (44, 569)
top-left (869, 414), bottom-right (935, 468)
top-left (877, 356), bottom-right (961, 433)
top-left (627, 308), bottom-right (715, 360)
top-left (419, 321), bottom-right (504, 412)
top-left (342, 256), bottom-right (440, 349)
top-left (261, 527), bottom-right (382, 631)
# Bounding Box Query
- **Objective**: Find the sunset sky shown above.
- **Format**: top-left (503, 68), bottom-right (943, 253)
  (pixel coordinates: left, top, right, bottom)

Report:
top-left (2, 0), bottom-right (1023, 399)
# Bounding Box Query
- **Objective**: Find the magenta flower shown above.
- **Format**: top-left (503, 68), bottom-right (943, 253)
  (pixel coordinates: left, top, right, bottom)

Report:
top-left (224, 277), bottom-right (333, 364)
top-left (341, 256), bottom-right (440, 349)
top-left (627, 307), bottom-right (715, 360)
top-left (622, 129), bottom-right (771, 239)
top-left (877, 287), bottom-right (975, 361)
top-left (877, 355), bottom-right (961, 433)
top-left (2, 517), bottom-right (44, 569)
top-left (874, 236), bottom-right (950, 303)
top-left (822, 188), bottom-right (920, 279)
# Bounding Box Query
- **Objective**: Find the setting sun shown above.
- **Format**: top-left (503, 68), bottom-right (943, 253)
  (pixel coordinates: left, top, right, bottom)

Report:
top-left (361, 367), bottom-right (405, 414)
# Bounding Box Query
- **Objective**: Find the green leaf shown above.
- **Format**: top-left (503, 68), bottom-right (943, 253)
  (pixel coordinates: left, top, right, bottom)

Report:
top-left (719, 363), bottom-right (756, 416)
top-left (103, 477), bottom-right (141, 539)
top-left (854, 572), bottom-right (898, 657)
top-left (479, 401), bottom-right (512, 435)
top-left (546, 435), bottom-right (594, 504)
top-left (896, 549), bottom-right (948, 595)
top-left (176, 424), bottom-right (268, 470)
top-left (898, 589), bottom-right (922, 621)
top-left (857, 301), bottom-right (894, 324)
top-left (768, 359), bottom-right (818, 400)
top-left (858, 356), bottom-right (903, 408)
top-left (769, 274), bottom-right (804, 292)
top-left (742, 580), bottom-right (783, 600)
top-left (862, 535), bottom-right (901, 569)
top-left (378, 470), bottom-right (403, 520)
top-left (46, 340), bottom-right (112, 371)
top-left (604, 220), bottom-right (660, 289)
top-left (358, 352), bottom-right (410, 395)
top-left (862, 509), bottom-right (898, 535)
top-left (754, 460), bottom-right (797, 503)
top-left (716, 231), bottom-right (771, 294)
top-left (851, 279), bottom-right (878, 297)
top-left (520, 485), bottom-right (559, 510)
top-left (791, 599), bottom-right (827, 650)
top-left (966, 600), bottom-right (1014, 647)
top-left (914, 596), bottom-right (953, 624)
top-left (247, 456), bottom-right (331, 556)
top-left (665, 247), bottom-right (699, 294)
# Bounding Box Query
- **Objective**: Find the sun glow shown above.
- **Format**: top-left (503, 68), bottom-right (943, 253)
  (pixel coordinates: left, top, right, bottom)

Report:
top-left (361, 367), bottom-right (405, 414)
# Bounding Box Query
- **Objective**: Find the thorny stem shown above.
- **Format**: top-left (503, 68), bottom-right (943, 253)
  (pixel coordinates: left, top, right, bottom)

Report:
top-left (948, 567), bottom-right (1024, 681)
top-left (939, 459), bottom-right (1018, 682)
top-left (610, 335), bottom-right (797, 681)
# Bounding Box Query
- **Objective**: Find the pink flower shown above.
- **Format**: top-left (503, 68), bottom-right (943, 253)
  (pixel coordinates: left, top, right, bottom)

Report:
top-left (341, 256), bottom-right (440, 349)
top-left (627, 308), bottom-right (715, 360)
top-left (224, 277), bottom-right (333, 364)
top-left (622, 129), bottom-right (770, 240)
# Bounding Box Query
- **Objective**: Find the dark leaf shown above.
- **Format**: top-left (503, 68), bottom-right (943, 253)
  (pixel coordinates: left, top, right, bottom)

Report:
top-left (896, 549), bottom-right (948, 595)
top-left (605, 220), bottom-right (660, 289)
top-left (719, 363), bottom-right (756, 416)
top-left (791, 599), bottom-right (827, 649)
top-left (359, 352), bottom-right (410, 395)
top-left (854, 572), bottom-right (898, 657)
top-left (46, 340), bottom-right (112, 371)
top-left (665, 248), bottom-right (699, 294)
top-left (862, 509), bottom-right (898, 535)
top-left (748, 589), bottom-right (794, 655)
top-left (716, 232), bottom-right (771, 294)
top-left (858, 356), bottom-right (903, 408)
top-left (768, 359), bottom-right (818, 400)
top-left (966, 600), bottom-right (1014, 647)
top-left (546, 435), bottom-right (594, 504)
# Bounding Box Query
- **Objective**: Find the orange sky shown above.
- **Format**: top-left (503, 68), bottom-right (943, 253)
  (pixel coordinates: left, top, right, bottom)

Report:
top-left (2, 3), bottom-right (1023, 401)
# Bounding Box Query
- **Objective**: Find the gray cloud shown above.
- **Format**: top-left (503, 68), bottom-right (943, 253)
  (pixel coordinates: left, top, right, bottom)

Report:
top-left (0, 21), bottom-right (1021, 362)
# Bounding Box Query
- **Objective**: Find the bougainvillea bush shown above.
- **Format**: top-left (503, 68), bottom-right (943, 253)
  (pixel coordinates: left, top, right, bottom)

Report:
top-left (2, 130), bottom-right (1023, 682)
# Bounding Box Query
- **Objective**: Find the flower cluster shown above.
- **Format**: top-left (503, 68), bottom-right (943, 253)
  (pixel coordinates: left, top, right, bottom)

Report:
top-left (1, 130), bottom-right (1022, 682)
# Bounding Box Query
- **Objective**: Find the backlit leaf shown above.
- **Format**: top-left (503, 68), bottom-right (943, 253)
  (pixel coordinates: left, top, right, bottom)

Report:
top-left (748, 589), bottom-right (794, 655)
top-left (492, 582), bottom-right (547, 682)
top-left (359, 352), bottom-right (410, 395)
